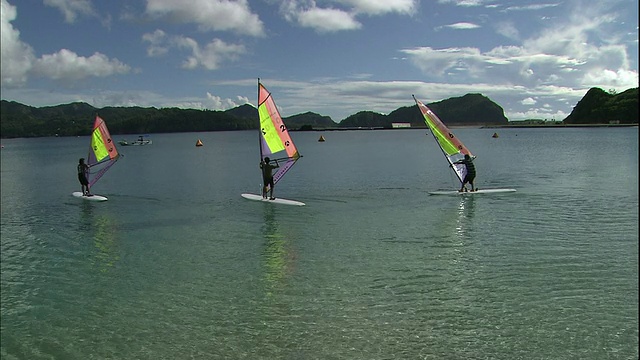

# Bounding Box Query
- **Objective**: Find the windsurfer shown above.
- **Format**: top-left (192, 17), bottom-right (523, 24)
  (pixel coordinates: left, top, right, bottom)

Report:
top-left (260, 157), bottom-right (279, 200)
top-left (77, 158), bottom-right (91, 196)
top-left (453, 154), bottom-right (476, 192)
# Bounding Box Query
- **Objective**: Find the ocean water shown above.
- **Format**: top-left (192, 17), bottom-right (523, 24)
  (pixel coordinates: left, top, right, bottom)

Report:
top-left (1, 127), bottom-right (638, 359)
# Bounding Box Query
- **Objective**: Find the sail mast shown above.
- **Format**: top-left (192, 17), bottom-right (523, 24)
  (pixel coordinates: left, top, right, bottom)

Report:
top-left (258, 78), bottom-right (264, 162)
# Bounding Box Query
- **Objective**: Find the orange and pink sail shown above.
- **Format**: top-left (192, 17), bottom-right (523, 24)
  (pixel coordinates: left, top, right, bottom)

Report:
top-left (413, 95), bottom-right (472, 184)
top-left (258, 80), bottom-right (301, 188)
top-left (87, 115), bottom-right (120, 188)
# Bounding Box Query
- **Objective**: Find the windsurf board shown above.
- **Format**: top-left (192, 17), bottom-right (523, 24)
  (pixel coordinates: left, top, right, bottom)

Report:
top-left (429, 188), bottom-right (516, 196)
top-left (72, 192), bottom-right (108, 201)
top-left (241, 193), bottom-right (305, 206)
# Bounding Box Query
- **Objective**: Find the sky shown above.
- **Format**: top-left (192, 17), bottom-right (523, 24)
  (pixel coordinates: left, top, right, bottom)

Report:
top-left (1, 0), bottom-right (638, 122)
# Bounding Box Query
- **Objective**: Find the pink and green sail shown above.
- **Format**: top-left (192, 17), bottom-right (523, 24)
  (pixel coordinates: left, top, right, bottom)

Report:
top-left (413, 95), bottom-right (472, 184)
top-left (258, 80), bottom-right (301, 188)
top-left (87, 115), bottom-right (120, 187)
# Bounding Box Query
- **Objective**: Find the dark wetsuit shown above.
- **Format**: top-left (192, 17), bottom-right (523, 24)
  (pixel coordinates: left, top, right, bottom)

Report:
top-left (260, 161), bottom-right (277, 188)
top-left (78, 163), bottom-right (89, 186)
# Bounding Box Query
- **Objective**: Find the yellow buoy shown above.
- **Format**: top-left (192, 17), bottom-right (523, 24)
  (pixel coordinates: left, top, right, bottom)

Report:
top-left (318, 135), bottom-right (325, 142)
top-left (492, 132), bottom-right (499, 138)
top-left (196, 139), bottom-right (203, 147)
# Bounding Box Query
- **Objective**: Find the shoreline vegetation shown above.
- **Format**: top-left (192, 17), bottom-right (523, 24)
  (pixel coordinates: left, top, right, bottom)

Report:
top-left (1, 87), bottom-right (637, 139)
top-left (296, 123), bottom-right (639, 131)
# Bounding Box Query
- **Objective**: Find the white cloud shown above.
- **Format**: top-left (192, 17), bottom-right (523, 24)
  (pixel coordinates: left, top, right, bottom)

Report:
top-left (1, 0), bottom-right (132, 87)
top-left (437, 0), bottom-right (484, 7)
top-left (494, 21), bottom-right (519, 40)
top-left (582, 68), bottom-right (639, 87)
top-left (504, 3), bottom-right (561, 12)
top-left (205, 92), bottom-right (247, 110)
top-left (343, 0), bottom-right (417, 15)
top-left (401, 1), bottom-right (639, 94)
top-left (142, 31), bottom-right (246, 70)
top-left (280, 0), bottom-right (417, 33)
top-left (0, 0), bottom-right (35, 87)
top-left (43, 0), bottom-right (96, 23)
top-left (521, 97), bottom-right (536, 105)
top-left (145, 0), bottom-right (264, 36)
top-left (142, 29), bottom-right (169, 57)
top-left (444, 22), bottom-right (481, 30)
top-left (177, 37), bottom-right (247, 70)
top-left (296, 7), bottom-right (362, 32)
top-left (33, 49), bottom-right (131, 81)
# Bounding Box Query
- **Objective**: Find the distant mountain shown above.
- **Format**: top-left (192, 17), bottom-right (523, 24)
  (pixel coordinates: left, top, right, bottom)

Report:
top-left (224, 104), bottom-right (256, 120)
top-left (340, 111), bottom-right (389, 128)
top-left (2, 88), bottom-right (635, 138)
top-left (285, 112), bottom-right (336, 129)
top-left (386, 93), bottom-right (509, 127)
top-left (563, 87), bottom-right (638, 124)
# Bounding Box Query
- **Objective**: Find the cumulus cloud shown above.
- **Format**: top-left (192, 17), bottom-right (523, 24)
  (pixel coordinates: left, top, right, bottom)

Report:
top-left (520, 97), bottom-right (536, 105)
top-left (1, 0), bottom-right (131, 87)
top-left (345, 0), bottom-right (416, 15)
top-left (145, 0), bottom-right (264, 36)
top-left (1, 0), bottom-right (35, 87)
top-left (142, 29), bottom-right (169, 57)
top-left (205, 92), bottom-right (249, 110)
top-left (401, 1), bottom-right (639, 91)
top-left (43, 0), bottom-right (96, 23)
top-left (142, 30), bottom-right (246, 70)
top-left (33, 50), bottom-right (131, 81)
top-left (297, 7), bottom-right (362, 32)
top-left (280, 0), bottom-right (417, 33)
top-left (176, 37), bottom-right (246, 70)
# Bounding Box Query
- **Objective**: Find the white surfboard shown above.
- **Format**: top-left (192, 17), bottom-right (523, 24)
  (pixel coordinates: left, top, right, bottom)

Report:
top-left (429, 188), bottom-right (517, 196)
top-left (241, 193), bottom-right (305, 206)
top-left (72, 192), bottom-right (108, 201)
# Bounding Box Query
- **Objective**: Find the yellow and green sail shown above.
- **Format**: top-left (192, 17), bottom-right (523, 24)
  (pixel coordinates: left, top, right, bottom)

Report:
top-left (258, 81), bottom-right (300, 187)
top-left (87, 115), bottom-right (120, 187)
top-left (413, 95), bottom-right (472, 184)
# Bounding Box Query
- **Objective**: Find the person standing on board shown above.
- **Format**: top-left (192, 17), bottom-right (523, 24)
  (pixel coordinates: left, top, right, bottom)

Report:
top-left (77, 158), bottom-right (91, 196)
top-left (453, 154), bottom-right (476, 192)
top-left (260, 157), bottom-right (279, 200)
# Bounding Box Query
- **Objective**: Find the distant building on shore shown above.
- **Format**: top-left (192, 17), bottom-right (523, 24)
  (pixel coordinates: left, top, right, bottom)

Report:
top-left (392, 122), bottom-right (411, 128)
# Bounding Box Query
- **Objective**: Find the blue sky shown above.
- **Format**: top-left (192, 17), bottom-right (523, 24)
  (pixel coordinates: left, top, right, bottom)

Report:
top-left (1, 0), bottom-right (638, 122)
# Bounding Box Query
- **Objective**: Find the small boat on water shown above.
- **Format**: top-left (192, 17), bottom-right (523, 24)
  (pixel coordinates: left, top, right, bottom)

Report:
top-left (120, 135), bottom-right (152, 146)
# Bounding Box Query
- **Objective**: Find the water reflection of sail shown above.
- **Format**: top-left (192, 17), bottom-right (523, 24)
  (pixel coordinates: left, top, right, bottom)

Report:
top-left (80, 204), bottom-right (119, 272)
top-left (261, 207), bottom-right (295, 294)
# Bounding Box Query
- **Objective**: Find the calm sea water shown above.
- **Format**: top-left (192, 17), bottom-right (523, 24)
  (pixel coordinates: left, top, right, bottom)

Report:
top-left (1, 128), bottom-right (638, 359)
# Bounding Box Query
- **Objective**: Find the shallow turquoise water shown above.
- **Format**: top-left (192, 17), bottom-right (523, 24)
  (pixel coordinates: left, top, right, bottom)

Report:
top-left (1, 128), bottom-right (638, 359)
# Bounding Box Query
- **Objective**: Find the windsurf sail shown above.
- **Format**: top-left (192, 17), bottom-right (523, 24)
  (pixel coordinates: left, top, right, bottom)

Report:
top-left (86, 115), bottom-right (120, 188)
top-left (258, 80), bottom-right (301, 189)
top-left (412, 95), bottom-right (472, 184)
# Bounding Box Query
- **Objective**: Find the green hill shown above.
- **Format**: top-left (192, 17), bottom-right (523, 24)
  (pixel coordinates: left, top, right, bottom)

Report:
top-left (2, 87), bottom-right (635, 138)
top-left (563, 87), bottom-right (638, 124)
